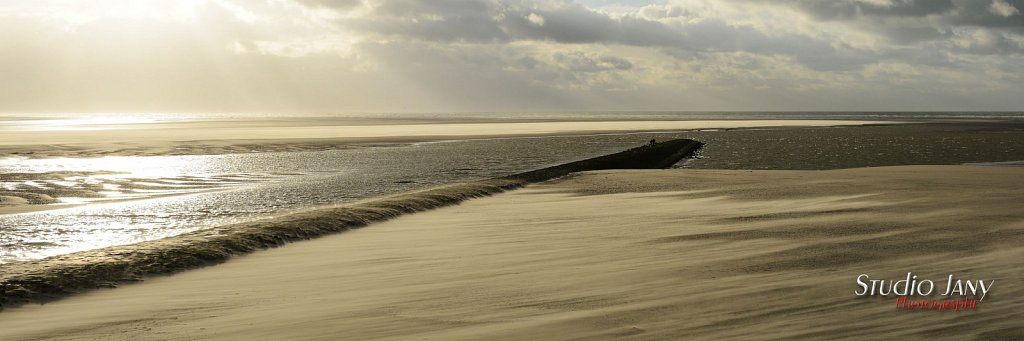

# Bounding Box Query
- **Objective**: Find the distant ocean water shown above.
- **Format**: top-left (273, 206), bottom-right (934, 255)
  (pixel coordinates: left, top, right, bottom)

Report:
top-left (2, 112), bottom-right (1024, 263)
top-left (3, 111), bottom-right (1024, 123)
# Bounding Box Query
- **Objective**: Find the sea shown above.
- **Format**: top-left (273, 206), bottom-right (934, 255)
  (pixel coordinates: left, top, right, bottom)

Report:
top-left (2, 112), bottom-right (1023, 263)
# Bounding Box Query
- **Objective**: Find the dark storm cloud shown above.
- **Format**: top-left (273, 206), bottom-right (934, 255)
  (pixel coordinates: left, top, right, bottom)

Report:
top-left (736, 0), bottom-right (1024, 56)
top-left (950, 0), bottom-right (1024, 28)
top-left (329, 0), bottom-right (756, 49)
top-left (326, 0), bottom-right (886, 69)
top-left (343, 0), bottom-right (680, 45)
top-left (752, 0), bottom-right (1023, 29)
top-left (773, 0), bottom-right (955, 20)
top-left (881, 24), bottom-right (951, 44)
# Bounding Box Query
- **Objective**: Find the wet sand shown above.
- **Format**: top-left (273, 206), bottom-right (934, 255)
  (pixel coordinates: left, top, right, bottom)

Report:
top-left (0, 119), bottom-right (886, 158)
top-left (0, 171), bottom-right (272, 215)
top-left (1, 165), bottom-right (1021, 340)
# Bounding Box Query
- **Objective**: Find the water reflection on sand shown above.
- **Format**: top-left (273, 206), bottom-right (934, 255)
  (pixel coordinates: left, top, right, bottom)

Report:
top-left (0, 134), bottom-right (661, 263)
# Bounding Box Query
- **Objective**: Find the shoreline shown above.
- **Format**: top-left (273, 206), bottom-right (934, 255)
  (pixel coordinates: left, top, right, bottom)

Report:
top-left (0, 119), bottom-right (905, 217)
top-left (1, 164), bottom-right (1021, 339)
top-left (6, 120), bottom-right (1023, 219)
top-left (0, 119), bottom-right (892, 158)
top-left (0, 139), bottom-right (703, 308)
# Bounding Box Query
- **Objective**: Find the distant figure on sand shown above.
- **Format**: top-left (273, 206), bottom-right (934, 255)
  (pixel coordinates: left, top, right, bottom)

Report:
top-left (648, 139), bottom-right (656, 146)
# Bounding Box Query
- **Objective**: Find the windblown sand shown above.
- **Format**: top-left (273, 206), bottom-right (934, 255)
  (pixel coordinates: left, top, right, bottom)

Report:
top-left (1, 165), bottom-right (1022, 340)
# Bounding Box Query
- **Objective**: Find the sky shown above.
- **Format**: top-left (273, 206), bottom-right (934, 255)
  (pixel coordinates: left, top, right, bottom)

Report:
top-left (1, 0), bottom-right (1023, 113)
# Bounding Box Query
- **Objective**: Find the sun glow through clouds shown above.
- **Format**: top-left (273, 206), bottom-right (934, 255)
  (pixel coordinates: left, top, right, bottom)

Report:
top-left (0, 0), bottom-right (1021, 112)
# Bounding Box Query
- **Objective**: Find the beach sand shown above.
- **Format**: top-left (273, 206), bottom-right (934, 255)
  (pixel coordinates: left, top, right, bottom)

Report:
top-left (0, 119), bottom-right (886, 158)
top-left (1, 165), bottom-right (1021, 340)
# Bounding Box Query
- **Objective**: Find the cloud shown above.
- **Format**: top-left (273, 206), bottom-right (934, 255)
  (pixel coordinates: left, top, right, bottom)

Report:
top-left (990, 0), bottom-right (1022, 17)
top-left (334, 0), bottom-right (880, 72)
top-left (772, 0), bottom-right (956, 20)
top-left (297, 0), bottom-right (364, 9)
top-left (745, 0), bottom-right (1023, 30)
top-left (1, 0), bottom-right (1022, 113)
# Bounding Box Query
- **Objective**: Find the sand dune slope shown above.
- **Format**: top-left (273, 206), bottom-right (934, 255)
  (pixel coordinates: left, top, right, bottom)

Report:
top-left (0, 165), bottom-right (1022, 340)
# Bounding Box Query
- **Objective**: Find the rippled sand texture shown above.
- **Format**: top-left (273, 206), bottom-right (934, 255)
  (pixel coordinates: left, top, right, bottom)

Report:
top-left (0, 171), bottom-right (275, 215)
top-left (1, 165), bottom-right (1021, 340)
